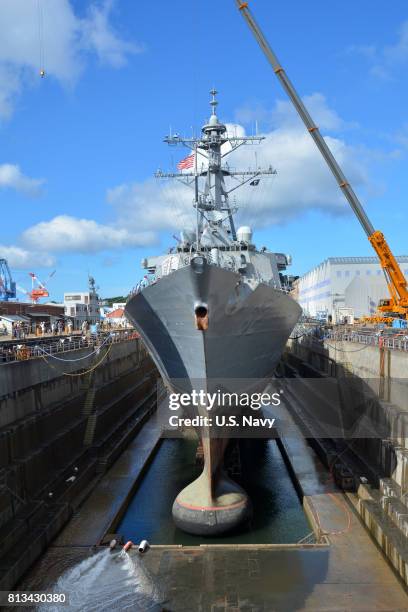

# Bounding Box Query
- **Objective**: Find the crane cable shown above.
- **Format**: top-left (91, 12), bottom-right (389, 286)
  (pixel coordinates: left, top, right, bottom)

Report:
top-left (37, 0), bottom-right (46, 77)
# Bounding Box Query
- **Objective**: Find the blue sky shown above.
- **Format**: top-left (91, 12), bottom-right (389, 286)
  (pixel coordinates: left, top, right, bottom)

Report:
top-left (1, 0), bottom-right (408, 300)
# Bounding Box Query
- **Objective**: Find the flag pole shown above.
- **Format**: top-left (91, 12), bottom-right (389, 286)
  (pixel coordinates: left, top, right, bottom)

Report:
top-left (194, 142), bottom-right (199, 250)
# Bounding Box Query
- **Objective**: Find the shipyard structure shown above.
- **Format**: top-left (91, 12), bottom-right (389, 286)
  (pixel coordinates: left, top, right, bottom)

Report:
top-left (294, 256), bottom-right (408, 322)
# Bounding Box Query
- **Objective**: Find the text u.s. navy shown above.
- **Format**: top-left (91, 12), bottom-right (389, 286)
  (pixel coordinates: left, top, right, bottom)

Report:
top-left (168, 415), bottom-right (276, 429)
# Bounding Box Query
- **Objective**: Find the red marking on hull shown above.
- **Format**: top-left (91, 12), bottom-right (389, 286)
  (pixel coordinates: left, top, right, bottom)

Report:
top-left (176, 498), bottom-right (246, 512)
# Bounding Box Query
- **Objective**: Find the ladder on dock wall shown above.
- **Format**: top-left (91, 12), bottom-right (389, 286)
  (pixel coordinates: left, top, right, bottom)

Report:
top-left (82, 372), bottom-right (98, 446)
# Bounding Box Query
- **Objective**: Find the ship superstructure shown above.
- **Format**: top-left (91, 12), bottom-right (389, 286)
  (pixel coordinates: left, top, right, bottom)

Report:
top-left (125, 91), bottom-right (301, 535)
top-left (140, 90), bottom-right (294, 298)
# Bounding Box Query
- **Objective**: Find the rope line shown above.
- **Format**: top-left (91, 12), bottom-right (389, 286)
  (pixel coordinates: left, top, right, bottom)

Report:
top-left (291, 332), bottom-right (374, 352)
top-left (322, 341), bottom-right (371, 353)
top-left (320, 492), bottom-right (352, 536)
top-left (40, 342), bottom-right (113, 377)
top-left (289, 331), bottom-right (316, 340)
top-left (35, 334), bottom-right (112, 362)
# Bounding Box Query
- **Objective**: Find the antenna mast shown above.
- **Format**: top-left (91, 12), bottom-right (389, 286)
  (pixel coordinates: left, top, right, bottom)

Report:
top-left (155, 90), bottom-right (276, 247)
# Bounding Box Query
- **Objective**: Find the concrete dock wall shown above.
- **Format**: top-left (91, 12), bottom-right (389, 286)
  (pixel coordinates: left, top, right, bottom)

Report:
top-left (0, 337), bottom-right (158, 589)
top-left (0, 339), bottom-right (146, 426)
top-left (288, 337), bottom-right (408, 410)
top-left (285, 337), bottom-right (408, 586)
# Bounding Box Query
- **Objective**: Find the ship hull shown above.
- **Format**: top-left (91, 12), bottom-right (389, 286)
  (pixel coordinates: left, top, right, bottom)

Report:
top-left (125, 261), bottom-right (301, 535)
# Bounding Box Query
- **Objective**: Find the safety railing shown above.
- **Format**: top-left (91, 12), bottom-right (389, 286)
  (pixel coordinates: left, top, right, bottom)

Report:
top-left (0, 328), bottom-right (140, 364)
top-left (325, 330), bottom-right (408, 352)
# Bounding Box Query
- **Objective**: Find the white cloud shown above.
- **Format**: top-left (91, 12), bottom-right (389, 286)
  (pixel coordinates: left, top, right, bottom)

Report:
top-left (345, 44), bottom-right (377, 60)
top-left (0, 0), bottom-right (140, 118)
top-left (236, 93), bottom-right (346, 132)
top-left (0, 163), bottom-right (44, 196)
top-left (16, 95), bottom-right (373, 257)
top-left (0, 245), bottom-right (55, 269)
top-left (107, 179), bottom-right (200, 236)
top-left (232, 130), bottom-right (367, 227)
top-left (80, 0), bottom-right (141, 68)
top-left (22, 215), bottom-right (156, 254)
top-left (107, 95), bottom-right (370, 233)
top-left (0, 66), bottom-right (21, 119)
top-left (394, 123), bottom-right (408, 149)
top-left (384, 21), bottom-right (408, 64)
top-left (347, 20), bottom-right (408, 81)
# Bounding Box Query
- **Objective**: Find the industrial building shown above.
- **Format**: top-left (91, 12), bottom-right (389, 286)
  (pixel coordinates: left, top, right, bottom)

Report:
top-left (0, 301), bottom-right (64, 335)
top-left (297, 256), bottom-right (408, 321)
top-left (64, 290), bottom-right (100, 328)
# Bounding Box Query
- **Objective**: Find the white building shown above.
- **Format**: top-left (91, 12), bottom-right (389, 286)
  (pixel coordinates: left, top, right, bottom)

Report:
top-left (63, 291), bottom-right (100, 328)
top-left (106, 307), bottom-right (130, 327)
top-left (0, 314), bottom-right (31, 335)
top-left (297, 256), bottom-right (408, 322)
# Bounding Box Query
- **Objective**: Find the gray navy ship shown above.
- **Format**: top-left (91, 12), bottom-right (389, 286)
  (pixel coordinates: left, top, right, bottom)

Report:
top-left (125, 91), bottom-right (301, 535)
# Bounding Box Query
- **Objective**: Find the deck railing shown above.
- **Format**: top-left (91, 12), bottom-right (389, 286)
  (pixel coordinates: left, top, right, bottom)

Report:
top-left (325, 329), bottom-right (408, 352)
top-left (0, 328), bottom-right (140, 364)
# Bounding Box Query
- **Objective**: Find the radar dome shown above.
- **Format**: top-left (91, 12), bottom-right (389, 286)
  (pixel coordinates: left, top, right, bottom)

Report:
top-left (237, 226), bottom-right (253, 244)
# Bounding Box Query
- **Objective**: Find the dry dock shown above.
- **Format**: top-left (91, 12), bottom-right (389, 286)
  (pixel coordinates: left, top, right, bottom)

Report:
top-left (16, 387), bottom-right (408, 610)
top-left (2, 327), bottom-right (408, 610)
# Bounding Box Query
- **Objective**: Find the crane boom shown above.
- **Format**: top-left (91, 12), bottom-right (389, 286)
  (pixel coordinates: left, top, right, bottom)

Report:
top-left (0, 259), bottom-right (16, 301)
top-left (235, 1), bottom-right (408, 316)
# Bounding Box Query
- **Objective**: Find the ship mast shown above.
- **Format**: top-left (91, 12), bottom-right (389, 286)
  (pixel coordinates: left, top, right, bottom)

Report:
top-left (155, 90), bottom-right (276, 248)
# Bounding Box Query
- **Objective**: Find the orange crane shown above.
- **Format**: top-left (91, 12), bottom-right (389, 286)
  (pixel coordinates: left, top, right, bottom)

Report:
top-left (17, 271), bottom-right (55, 304)
top-left (235, 1), bottom-right (408, 321)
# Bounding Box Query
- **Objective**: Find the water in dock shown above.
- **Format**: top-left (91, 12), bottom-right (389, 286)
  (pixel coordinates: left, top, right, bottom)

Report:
top-left (38, 549), bottom-right (165, 611)
top-left (117, 437), bottom-right (310, 545)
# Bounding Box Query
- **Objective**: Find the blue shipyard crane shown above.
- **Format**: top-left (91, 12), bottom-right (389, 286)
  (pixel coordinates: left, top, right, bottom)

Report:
top-left (0, 259), bottom-right (16, 301)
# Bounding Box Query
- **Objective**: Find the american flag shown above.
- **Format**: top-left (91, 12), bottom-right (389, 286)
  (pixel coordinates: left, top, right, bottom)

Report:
top-left (177, 153), bottom-right (195, 170)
